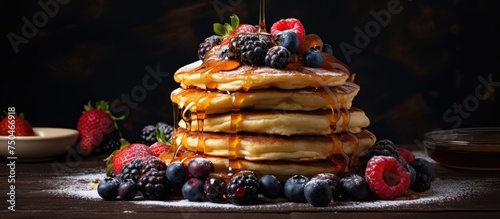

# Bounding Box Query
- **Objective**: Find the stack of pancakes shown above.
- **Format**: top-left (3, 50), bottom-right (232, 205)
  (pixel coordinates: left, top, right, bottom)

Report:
top-left (170, 46), bottom-right (376, 180)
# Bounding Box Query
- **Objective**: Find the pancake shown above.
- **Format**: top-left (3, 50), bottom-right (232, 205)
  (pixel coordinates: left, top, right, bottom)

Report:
top-left (178, 108), bottom-right (370, 135)
top-left (205, 156), bottom-right (342, 182)
top-left (173, 56), bottom-right (350, 91)
top-left (170, 82), bottom-right (360, 114)
top-left (173, 128), bottom-right (376, 161)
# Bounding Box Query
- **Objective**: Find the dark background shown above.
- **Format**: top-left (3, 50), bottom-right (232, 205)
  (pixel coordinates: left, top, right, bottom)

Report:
top-left (1, 0), bottom-right (499, 145)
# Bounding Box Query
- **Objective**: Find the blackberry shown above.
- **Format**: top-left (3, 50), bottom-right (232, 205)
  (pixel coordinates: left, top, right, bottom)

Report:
top-left (204, 173), bottom-right (231, 203)
top-left (99, 137), bottom-right (121, 154)
top-left (137, 168), bottom-right (172, 200)
top-left (120, 158), bottom-right (144, 183)
top-left (230, 34), bottom-right (274, 66)
top-left (198, 35), bottom-right (221, 60)
top-left (141, 156), bottom-right (167, 174)
top-left (141, 125), bottom-right (156, 146)
top-left (264, 46), bottom-right (291, 69)
top-left (141, 122), bottom-right (174, 146)
top-left (227, 172), bottom-right (260, 205)
top-left (362, 139), bottom-right (401, 165)
top-left (409, 158), bottom-right (434, 192)
top-left (156, 122), bottom-right (174, 142)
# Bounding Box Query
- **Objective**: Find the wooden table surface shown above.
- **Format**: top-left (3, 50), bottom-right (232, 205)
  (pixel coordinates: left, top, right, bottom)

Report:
top-left (1, 146), bottom-right (500, 219)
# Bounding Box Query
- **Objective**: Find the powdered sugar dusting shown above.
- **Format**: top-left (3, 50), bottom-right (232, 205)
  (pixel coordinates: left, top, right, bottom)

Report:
top-left (41, 152), bottom-right (494, 211)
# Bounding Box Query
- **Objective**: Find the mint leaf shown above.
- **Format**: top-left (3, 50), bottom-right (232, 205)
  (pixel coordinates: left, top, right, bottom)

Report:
top-left (230, 14), bottom-right (239, 30)
top-left (213, 23), bottom-right (227, 36)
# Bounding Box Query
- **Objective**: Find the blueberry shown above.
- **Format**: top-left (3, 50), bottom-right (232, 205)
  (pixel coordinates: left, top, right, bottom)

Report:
top-left (284, 175), bottom-right (309, 203)
top-left (304, 179), bottom-right (333, 207)
top-left (166, 161), bottom-right (188, 184)
top-left (340, 173), bottom-right (370, 201)
top-left (404, 164), bottom-right (417, 185)
top-left (97, 177), bottom-right (120, 200)
top-left (311, 173), bottom-right (341, 201)
top-left (303, 48), bottom-right (323, 68)
top-left (275, 30), bottom-right (300, 53)
top-left (322, 44), bottom-right (333, 55)
top-left (182, 178), bottom-right (205, 202)
top-left (187, 157), bottom-right (215, 180)
top-left (259, 174), bottom-right (282, 199)
top-left (118, 179), bottom-right (137, 201)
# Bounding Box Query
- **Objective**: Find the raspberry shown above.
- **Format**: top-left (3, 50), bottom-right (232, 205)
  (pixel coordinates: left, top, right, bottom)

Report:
top-left (365, 156), bottom-right (411, 200)
top-left (397, 147), bottom-right (415, 164)
top-left (270, 18), bottom-right (306, 44)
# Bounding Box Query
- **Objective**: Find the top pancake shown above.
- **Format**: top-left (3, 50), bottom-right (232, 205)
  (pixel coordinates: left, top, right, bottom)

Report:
top-left (173, 46), bottom-right (351, 91)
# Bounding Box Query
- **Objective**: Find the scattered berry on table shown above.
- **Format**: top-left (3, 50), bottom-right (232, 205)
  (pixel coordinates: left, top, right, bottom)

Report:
top-left (404, 164), bottom-right (417, 185)
top-left (106, 139), bottom-right (152, 176)
top-left (265, 46), bottom-right (291, 69)
top-left (270, 18), bottom-right (306, 44)
top-left (156, 122), bottom-right (174, 141)
top-left (258, 174), bottom-right (282, 199)
top-left (311, 173), bottom-right (341, 201)
top-left (120, 158), bottom-right (144, 183)
top-left (118, 179), bottom-right (137, 201)
top-left (339, 172), bottom-right (370, 201)
top-left (141, 122), bottom-right (174, 146)
top-left (362, 139), bottom-right (402, 165)
top-left (140, 125), bottom-right (156, 146)
top-left (97, 177), bottom-right (120, 200)
top-left (99, 137), bottom-right (121, 155)
top-left (182, 178), bottom-right (205, 202)
top-left (138, 167), bottom-right (172, 200)
top-left (230, 34), bottom-right (274, 66)
top-left (187, 157), bottom-right (215, 180)
top-left (198, 35), bottom-right (221, 60)
top-left (274, 30), bottom-right (299, 53)
top-left (409, 158), bottom-right (434, 192)
top-left (284, 175), bottom-right (310, 203)
top-left (303, 48), bottom-right (324, 68)
top-left (204, 173), bottom-right (231, 203)
top-left (397, 147), bottom-right (416, 164)
top-left (141, 156), bottom-right (167, 174)
top-left (227, 172), bottom-right (260, 205)
top-left (166, 161), bottom-right (188, 184)
top-left (365, 156), bottom-right (411, 200)
top-left (304, 179), bottom-right (333, 207)
top-left (77, 101), bottom-right (124, 155)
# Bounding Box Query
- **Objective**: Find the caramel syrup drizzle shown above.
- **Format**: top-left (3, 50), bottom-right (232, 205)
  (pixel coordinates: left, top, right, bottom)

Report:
top-left (171, 0), bottom-right (361, 174)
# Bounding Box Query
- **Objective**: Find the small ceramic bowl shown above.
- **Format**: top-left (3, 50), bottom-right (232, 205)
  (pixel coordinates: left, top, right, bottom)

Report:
top-left (423, 127), bottom-right (500, 170)
top-left (0, 127), bottom-right (79, 162)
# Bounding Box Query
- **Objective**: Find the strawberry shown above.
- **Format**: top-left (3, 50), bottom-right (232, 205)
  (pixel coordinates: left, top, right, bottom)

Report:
top-left (0, 112), bottom-right (35, 136)
top-left (213, 14), bottom-right (258, 45)
top-left (105, 139), bottom-right (152, 176)
top-left (77, 101), bottom-right (124, 155)
top-left (149, 125), bottom-right (171, 157)
top-left (270, 18), bottom-right (306, 44)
